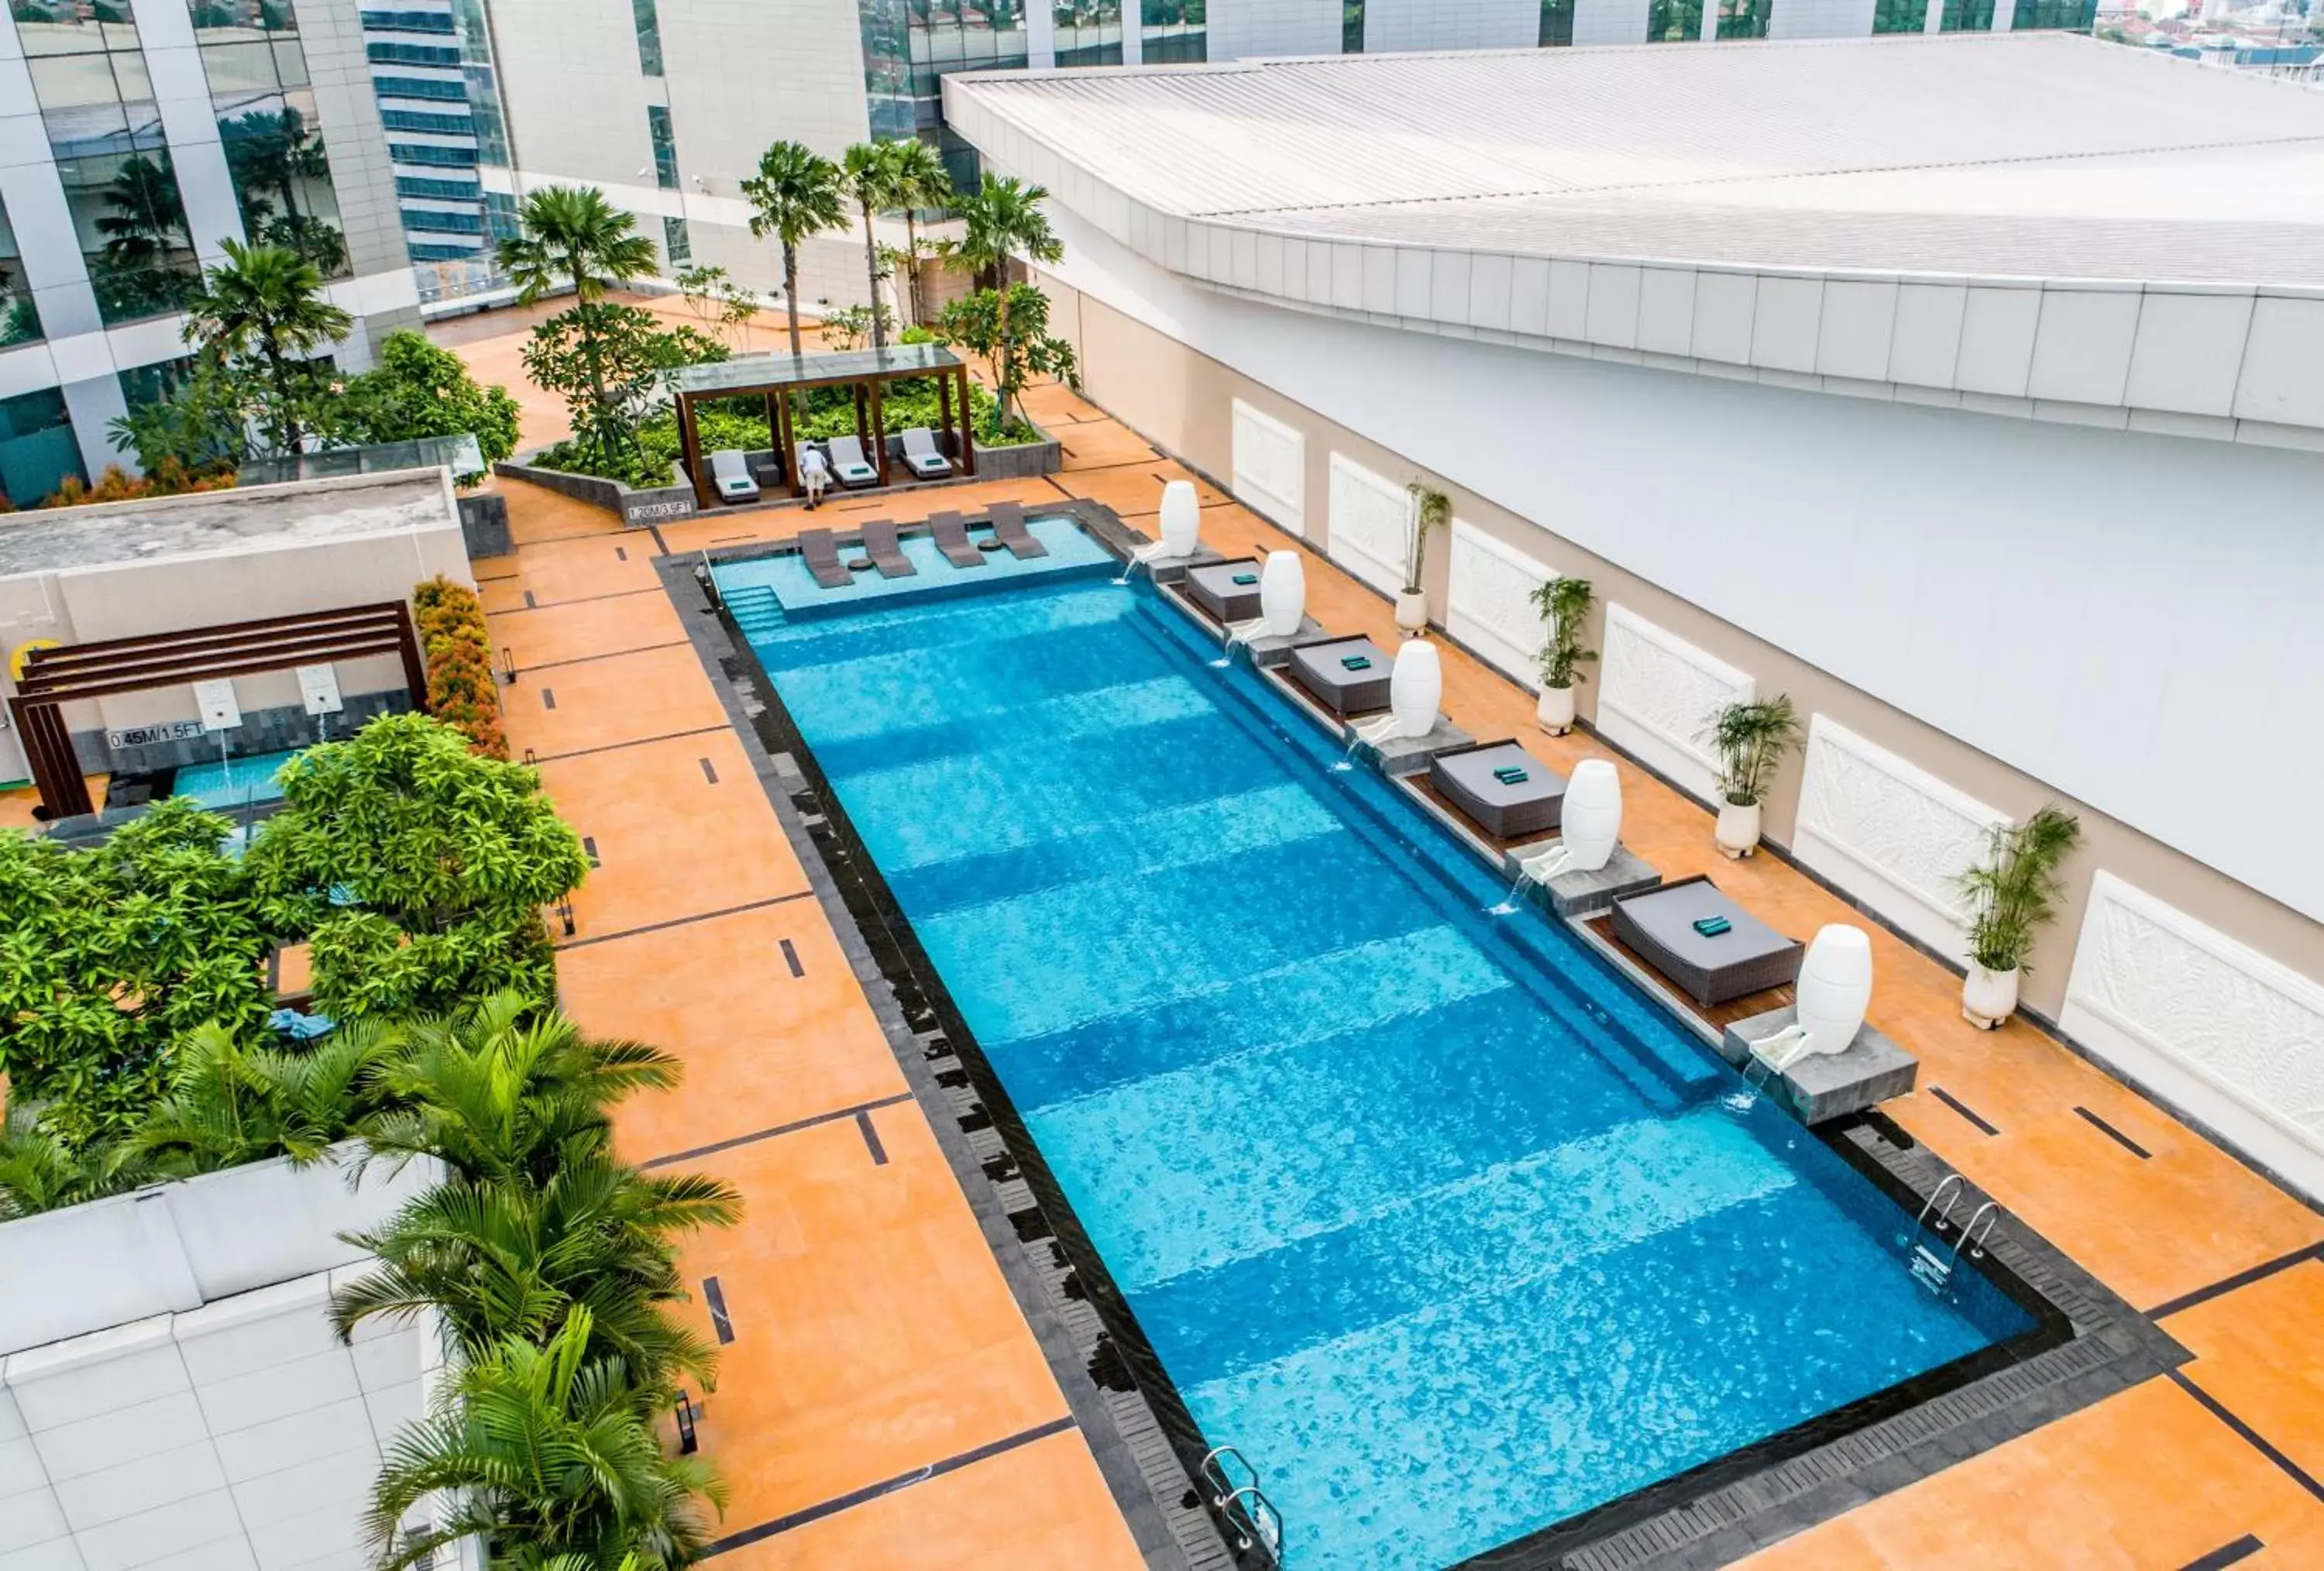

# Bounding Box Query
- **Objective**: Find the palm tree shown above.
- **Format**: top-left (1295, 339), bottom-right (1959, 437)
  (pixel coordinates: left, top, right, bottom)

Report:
top-left (359, 991), bottom-right (681, 1189)
top-left (182, 238), bottom-right (352, 455)
top-left (365, 1311), bottom-right (727, 1571)
top-left (839, 140), bottom-right (909, 352)
top-left (495, 187), bottom-right (660, 467)
top-left (126, 1018), bottom-right (405, 1176)
top-left (330, 1153), bottom-right (738, 1398)
top-left (741, 141), bottom-right (845, 359)
top-left (0, 1104), bottom-right (151, 1220)
top-left (886, 139), bottom-right (954, 327)
top-left (952, 175), bottom-right (1063, 428)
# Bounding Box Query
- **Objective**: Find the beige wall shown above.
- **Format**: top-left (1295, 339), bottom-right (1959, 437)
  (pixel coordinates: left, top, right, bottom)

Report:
top-left (1043, 275), bottom-right (2324, 1023)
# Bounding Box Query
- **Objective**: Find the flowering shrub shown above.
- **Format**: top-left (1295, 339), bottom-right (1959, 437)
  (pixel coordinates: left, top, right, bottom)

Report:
top-left (413, 576), bottom-right (507, 759)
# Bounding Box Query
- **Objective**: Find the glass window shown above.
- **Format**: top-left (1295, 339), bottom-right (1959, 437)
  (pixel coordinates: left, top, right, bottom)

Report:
top-left (2012, 0), bottom-right (2095, 26)
top-left (1940, 0), bottom-right (1992, 28)
top-left (1646, 0), bottom-right (1703, 37)
top-left (632, 0), bottom-right (665, 74)
top-left (1140, 0), bottom-right (1204, 63)
top-left (662, 215), bottom-right (691, 266)
top-left (1053, 0), bottom-right (1122, 66)
top-left (9, 0), bottom-right (139, 56)
top-left (380, 107), bottom-right (475, 134)
top-left (360, 9), bottom-right (454, 33)
top-left (119, 353), bottom-right (195, 412)
top-left (647, 105), bottom-right (679, 190)
top-left (390, 140), bottom-right (479, 167)
top-left (395, 174), bottom-right (480, 201)
top-left (1717, 0), bottom-right (1770, 36)
top-left (1539, 0), bottom-right (1573, 44)
top-left (0, 388), bottom-right (85, 510)
top-left (372, 74), bottom-right (466, 100)
top-left (190, 2), bottom-right (351, 279)
top-left (366, 40), bottom-right (462, 64)
top-left (1871, 0), bottom-right (1926, 30)
top-left (0, 194), bottom-right (41, 349)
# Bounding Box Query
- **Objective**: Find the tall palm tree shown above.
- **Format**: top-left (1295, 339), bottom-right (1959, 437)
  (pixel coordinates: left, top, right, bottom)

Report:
top-left (741, 141), bottom-right (845, 359)
top-left (952, 174), bottom-right (1063, 428)
top-left (495, 187), bottom-right (660, 466)
top-left (885, 139), bottom-right (954, 327)
top-left (359, 991), bottom-right (681, 1189)
top-left (330, 1153), bottom-right (739, 1398)
top-left (182, 238), bottom-right (352, 455)
top-left (365, 1311), bottom-right (726, 1571)
top-left (127, 1017), bottom-right (406, 1176)
top-left (839, 140), bottom-right (909, 352)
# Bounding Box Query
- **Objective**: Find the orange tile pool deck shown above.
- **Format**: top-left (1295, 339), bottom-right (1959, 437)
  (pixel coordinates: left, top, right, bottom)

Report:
top-left (473, 380), bottom-right (2324, 1567)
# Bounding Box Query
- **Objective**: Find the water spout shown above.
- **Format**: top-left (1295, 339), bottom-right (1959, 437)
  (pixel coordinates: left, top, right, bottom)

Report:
top-left (1213, 616), bottom-right (1267, 669)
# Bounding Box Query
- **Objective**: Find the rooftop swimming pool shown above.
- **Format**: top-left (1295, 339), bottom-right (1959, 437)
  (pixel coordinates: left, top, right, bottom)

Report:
top-left (171, 747), bottom-right (305, 812)
top-left (716, 545), bottom-right (2038, 1569)
top-left (713, 513), bottom-right (1112, 614)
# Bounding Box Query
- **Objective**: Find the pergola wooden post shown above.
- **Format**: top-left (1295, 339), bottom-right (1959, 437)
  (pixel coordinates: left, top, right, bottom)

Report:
top-left (957, 359), bottom-right (977, 476)
top-left (8, 603), bottom-right (428, 822)
top-left (868, 378), bottom-right (889, 486)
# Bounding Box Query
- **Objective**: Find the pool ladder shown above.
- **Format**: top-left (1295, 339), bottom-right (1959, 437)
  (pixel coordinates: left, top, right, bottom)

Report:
top-left (1906, 1174), bottom-right (2000, 1294)
top-left (1198, 1446), bottom-right (1286, 1567)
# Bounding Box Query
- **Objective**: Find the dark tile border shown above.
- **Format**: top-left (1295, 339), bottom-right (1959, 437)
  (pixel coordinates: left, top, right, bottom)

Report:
top-left (662, 512), bottom-right (2191, 1571)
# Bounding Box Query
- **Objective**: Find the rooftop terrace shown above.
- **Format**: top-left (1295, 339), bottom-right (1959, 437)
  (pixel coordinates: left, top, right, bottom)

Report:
top-left (0, 470), bottom-right (458, 579)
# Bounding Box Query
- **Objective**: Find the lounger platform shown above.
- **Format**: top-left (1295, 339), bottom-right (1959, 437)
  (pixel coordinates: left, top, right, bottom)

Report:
top-left (1611, 876), bottom-right (1804, 1007)
top-left (1286, 635), bottom-right (1394, 715)
top-left (1184, 559), bottom-right (1265, 624)
top-left (1430, 740), bottom-right (1566, 841)
top-left (1719, 1005), bottom-right (1919, 1125)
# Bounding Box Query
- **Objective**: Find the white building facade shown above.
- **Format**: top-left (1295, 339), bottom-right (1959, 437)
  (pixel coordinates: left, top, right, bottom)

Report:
top-left (945, 35), bottom-right (2324, 1199)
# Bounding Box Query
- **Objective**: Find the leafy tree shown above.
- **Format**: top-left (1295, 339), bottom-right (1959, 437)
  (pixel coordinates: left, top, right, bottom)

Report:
top-left (933, 283), bottom-right (1074, 442)
top-left (108, 355), bottom-right (251, 476)
top-left (364, 1310), bottom-right (726, 1571)
top-left (673, 264), bottom-right (758, 350)
top-left (522, 304), bottom-right (727, 486)
top-left (336, 330), bottom-right (522, 471)
top-left (948, 176), bottom-right (1064, 428)
top-left (839, 141), bottom-right (908, 352)
top-left (496, 187), bottom-right (660, 473)
top-left (332, 1149), bottom-right (737, 1397)
top-left (244, 716), bottom-right (589, 1019)
top-left (741, 140), bottom-right (846, 359)
top-left (0, 800), bottom-right (269, 1148)
top-left (885, 138), bottom-right (954, 326)
top-left (357, 992), bottom-right (677, 1190)
top-left (183, 239), bottom-right (355, 455)
top-left (125, 1018), bottom-right (407, 1177)
top-left (818, 301), bottom-right (895, 353)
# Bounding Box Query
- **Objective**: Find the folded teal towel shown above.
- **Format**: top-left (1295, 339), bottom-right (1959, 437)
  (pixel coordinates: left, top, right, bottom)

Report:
top-left (1692, 916), bottom-right (1732, 937)
top-left (1341, 655), bottom-right (1372, 671)
top-left (1231, 572), bottom-right (1258, 585)
top-left (1494, 767), bottom-right (1530, 784)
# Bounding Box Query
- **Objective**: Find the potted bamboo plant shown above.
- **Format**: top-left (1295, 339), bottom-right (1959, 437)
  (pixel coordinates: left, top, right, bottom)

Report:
top-left (1953, 805), bottom-right (2082, 1029)
top-left (1530, 576), bottom-right (1596, 735)
top-left (1397, 483), bottom-right (1450, 635)
top-left (1705, 695), bottom-right (1800, 857)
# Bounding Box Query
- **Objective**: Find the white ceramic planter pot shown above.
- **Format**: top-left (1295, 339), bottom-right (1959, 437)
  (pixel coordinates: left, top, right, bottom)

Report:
top-left (1796, 926), bottom-right (1873, 1057)
top-left (1158, 480), bottom-right (1200, 558)
top-left (1559, 760), bottom-right (1622, 874)
top-left (1961, 963), bottom-right (2020, 1030)
top-left (1389, 640), bottom-right (1442, 739)
top-left (1393, 590), bottom-right (1428, 636)
top-left (1259, 552), bottom-right (1305, 638)
top-left (1714, 798), bottom-right (1762, 858)
top-left (1536, 684), bottom-right (1576, 735)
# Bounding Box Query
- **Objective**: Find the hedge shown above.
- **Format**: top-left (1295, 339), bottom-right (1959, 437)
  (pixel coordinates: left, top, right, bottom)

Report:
top-left (413, 576), bottom-right (508, 759)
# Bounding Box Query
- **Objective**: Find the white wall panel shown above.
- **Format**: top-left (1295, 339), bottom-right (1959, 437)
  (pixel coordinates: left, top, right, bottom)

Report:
top-left (1597, 605), bottom-right (1754, 802)
top-left (1793, 714), bottom-right (2010, 962)
top-left (2061, 873), bottom-right (2324, 1201)
top-left (1230, 398), bottom-right (1305, 536)
top-left (1208, 0), bottom-right (1343, 59)
top-left (1446, 520), bottom-right (1552, 690)
top-left (1325, 453), bottom-right (1411, 597)
top-left (1570, 0), bottom-right (1650, 43)
top-left (1362, 0), bottom-right (1538, 51)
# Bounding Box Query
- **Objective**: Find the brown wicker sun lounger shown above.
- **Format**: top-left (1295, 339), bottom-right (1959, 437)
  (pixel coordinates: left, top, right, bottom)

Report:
top-left (1286, 634), bottom-right (1394, 717)
top-left (986, 500), bottom-right (1047, 559)
top-left (860, 518), bottom-right (916, 579)
top-left (1611, 876), bottom-right (1803, 1007)
top-left (1184, 559), bottom-right (1263, 624)
top-left (798, 527), bottom-right (853, 590)
top-left (928, 510), bottom-right (986, 569)
top-left (1430, 740), bottom-right (1567, 841)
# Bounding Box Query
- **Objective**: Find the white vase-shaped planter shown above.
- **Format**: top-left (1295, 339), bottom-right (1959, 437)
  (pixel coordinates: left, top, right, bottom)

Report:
top-left (1393, 589), bottom-right (1428, 636)
top-left (1796, 926), bottom-right (1874, 1057)
top-left (1961, 963), bottom-right (2020, 1030)
top-left (1715, 798), bottom-right (1762, 858)
top-left (1259, 551), bottom-right (1305, 638)
top-left (1536, 684), bottom-right (1575, 735)
top-left (1559, 759), bottom-right (1622, 874)
top-left (1158, 480), bottom-right (1200, 558)
top-left (1389, 640), bottom-right (1441, 739)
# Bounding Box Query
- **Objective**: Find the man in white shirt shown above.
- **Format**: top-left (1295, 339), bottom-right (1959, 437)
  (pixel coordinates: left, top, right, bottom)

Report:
top-left (799, 445), bottom-right (830, 510)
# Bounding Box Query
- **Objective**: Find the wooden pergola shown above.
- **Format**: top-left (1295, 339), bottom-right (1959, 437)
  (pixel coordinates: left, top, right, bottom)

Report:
top-left (669, 342), bottom-right (977, 510)
top-left (9, 602), bottom-right (428, 822)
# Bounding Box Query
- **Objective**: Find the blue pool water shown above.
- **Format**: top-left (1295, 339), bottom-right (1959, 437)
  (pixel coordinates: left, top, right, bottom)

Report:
top-left (713, 513), bottom-right (1112, 614)
top-left (722, 560), bottom-right (2034, 1568)
top-left (173, 747), bottom-right (304, 811)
